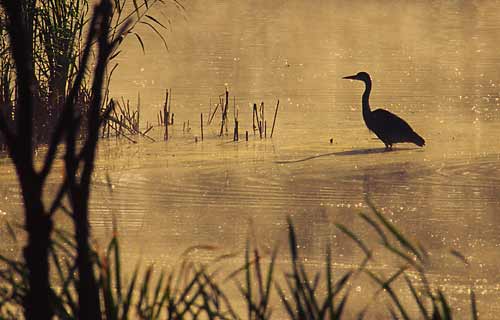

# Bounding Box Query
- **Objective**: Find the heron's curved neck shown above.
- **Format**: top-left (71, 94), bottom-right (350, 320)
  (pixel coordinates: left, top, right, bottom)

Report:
top-left (362, 79), bottom-right (372, 119)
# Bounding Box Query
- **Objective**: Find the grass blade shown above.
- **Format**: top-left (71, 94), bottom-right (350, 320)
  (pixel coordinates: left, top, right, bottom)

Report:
top-left (437, 290), bottom-right (452, 320)
top-left (368, 199), bottom-right (423, 262)
top-left (470, 289), bottom-right (478, 320)
top-left (365, 268), bottom-right (410, 320)
top-left (404, 274), bottom-right (430, 320)
top-left (335, 223), bottom-right (371, 259)
top-left (276, 283), bottom-right (297, 320)
top-left (132, 32), bottom-right (145, 54)
top-left (245, 241), bottom-right (252, 320)
top-left (121, 264), bottom-right (140, 319)
top-left (450, 249), bottom-right (469, 266)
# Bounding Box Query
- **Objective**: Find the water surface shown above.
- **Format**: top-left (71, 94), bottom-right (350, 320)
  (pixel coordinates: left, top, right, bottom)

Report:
top-left (2, 0), bottom-right (500, 317)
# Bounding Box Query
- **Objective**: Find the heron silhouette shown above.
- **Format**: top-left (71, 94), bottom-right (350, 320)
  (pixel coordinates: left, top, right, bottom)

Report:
top-left (343, 72), bottom-right (425, 150)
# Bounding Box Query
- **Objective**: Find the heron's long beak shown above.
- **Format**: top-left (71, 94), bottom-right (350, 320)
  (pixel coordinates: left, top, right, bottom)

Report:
top-left (342, 75), bottom-right (357, 80)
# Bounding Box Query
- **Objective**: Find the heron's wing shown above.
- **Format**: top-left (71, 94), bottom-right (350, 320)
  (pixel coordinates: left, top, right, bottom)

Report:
top-left (371, 108), bottom-right (415, 133)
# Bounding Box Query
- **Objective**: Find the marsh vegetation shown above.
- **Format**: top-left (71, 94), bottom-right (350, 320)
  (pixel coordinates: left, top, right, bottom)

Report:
top-left (0, 0), bottom-right (498, 319)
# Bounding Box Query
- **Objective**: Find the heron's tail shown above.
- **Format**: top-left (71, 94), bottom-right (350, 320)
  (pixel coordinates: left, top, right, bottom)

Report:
top-left (410, 131), bottom-right (425, 147)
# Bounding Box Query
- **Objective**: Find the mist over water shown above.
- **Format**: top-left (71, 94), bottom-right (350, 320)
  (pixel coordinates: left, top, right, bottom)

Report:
top-left (2, 0), bottom-right (500, 317)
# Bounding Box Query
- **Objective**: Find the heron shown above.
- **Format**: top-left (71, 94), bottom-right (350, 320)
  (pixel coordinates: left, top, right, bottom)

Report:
top-left (343, 72), bottom-right (425, 150)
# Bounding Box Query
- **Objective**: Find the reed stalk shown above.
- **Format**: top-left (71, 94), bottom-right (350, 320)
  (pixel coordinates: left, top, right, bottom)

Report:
top-left (167, 89), bottom-right (169, 141)
top-left (200, 113), bottom-right (203, 141)
top-left (270, 99), bottom-right (279, 138)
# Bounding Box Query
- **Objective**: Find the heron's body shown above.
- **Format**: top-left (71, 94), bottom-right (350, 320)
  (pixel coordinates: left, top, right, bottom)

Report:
top-left (344, 72), bottom-right (425, 149)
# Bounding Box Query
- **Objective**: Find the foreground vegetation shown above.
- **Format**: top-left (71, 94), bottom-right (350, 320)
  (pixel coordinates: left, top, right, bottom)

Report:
top-left (0, 0), bottom-right (171, 149)
top-left (0, 0), bottom-right (169, 318)
top-left (0, 202), bottom-right (479, 319)
top-left (0, 0), bottom-right (480, 319)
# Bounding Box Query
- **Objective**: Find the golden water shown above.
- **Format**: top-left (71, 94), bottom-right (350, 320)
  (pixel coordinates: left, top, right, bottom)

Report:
top-left (2, 0), bottom-right (500, 317)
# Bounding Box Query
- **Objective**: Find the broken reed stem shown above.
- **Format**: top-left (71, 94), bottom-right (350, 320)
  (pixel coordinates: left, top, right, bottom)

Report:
top-left (260, 101), bottom-right (264, 129)
top-left (208, 97), bottom-right (212, 124)
top-left (119, 115), bottom-right (123, 136)
top-left (219, 89), bottom-right (229, 136)
top-left (112, 98), bottom-right (142, 135)
top-left (264, 120), bottom-right (267, 138)
top-left (200, 113), bottom-right (204, 141)
top-left (246, 130), bottom-right (248, 141)
top-left (137, 92), bottom-right (140, 132)
top-left (225, 91), bottom-right (229, 134)
top-left (253, 103), bottom-right (262, 138)
top-left (167, 114), bottom-right (168, 141)
top-left (208, 103), bottom-right (219, 125)
top-left (252, 103), bottom-right (256, 132)
top-left (233, 120), bottom-right (238, 141)
top-left (143, 125), bottom-right (154, 136)
top-left (164, 89), bottom-right (169, 141)
top-left (107, 121), bottom-right (137, 143)
top-left (270, 99), bottom-right (279, 138)
top-left (168, 88), bottom-right (172, 115)
top-left (104, 109), bottom-right (155, 142)
top-left (163, 89), bottom-right (168, 122)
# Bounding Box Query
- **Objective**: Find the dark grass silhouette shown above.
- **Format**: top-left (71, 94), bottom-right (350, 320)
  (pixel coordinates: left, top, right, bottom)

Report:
top-left (343, 72), bottom-right (425, 150)
top-left (0, 203), bottom-right (480, 319)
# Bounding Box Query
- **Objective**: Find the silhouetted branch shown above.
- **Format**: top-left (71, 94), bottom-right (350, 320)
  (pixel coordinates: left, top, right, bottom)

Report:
top-left (2, 0), bottom-right (38, 167)
top-left (64, 2), bottom-right (127, 318)
top-left (0, 1), bottom-right (53, 319)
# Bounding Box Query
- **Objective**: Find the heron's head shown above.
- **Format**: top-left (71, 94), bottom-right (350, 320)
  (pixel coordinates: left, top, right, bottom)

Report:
top-left (342, 72), bottom-right (371, 82)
